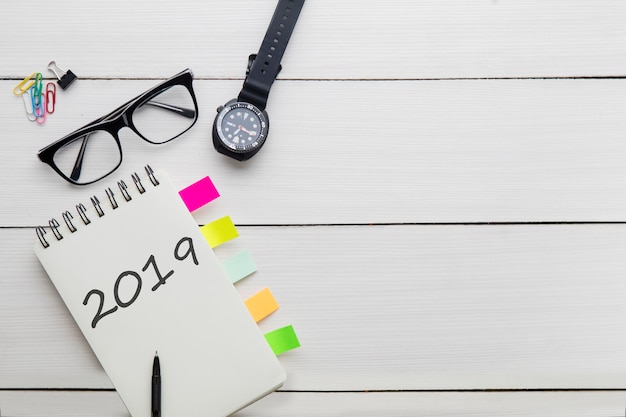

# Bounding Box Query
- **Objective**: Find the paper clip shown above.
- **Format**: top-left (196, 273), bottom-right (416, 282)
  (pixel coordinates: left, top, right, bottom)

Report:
top-left (13, 72), bottom-right (37, 95)
top-left (45, 83), bottom-right (56, 114)
top-left (31, 77), bottom-right (42, 108)
top-left (32, 88), bottom-right (46, 124)
top-left (22, 91), bottom-right (36, 122)
top-left (33, 72), bottom-right (43, 97)
top-left (35, 95), bottom-right (47, 125)
top-left (32, 88), bottom-right (45, 118)
top-left (35, 105), bottom-right (46, 125)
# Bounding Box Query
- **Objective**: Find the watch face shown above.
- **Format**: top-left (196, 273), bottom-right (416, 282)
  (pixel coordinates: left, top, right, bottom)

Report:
top-left (215, 102), bottom-right (268, 153)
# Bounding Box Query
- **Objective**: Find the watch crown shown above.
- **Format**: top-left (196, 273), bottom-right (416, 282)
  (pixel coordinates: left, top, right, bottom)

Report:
top-left (216, 105), bottom-right (224, 113)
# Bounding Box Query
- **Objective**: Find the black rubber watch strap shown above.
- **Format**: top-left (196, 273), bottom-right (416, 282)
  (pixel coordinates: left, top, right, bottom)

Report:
top-left (238, 0), bottom-right (305, 110)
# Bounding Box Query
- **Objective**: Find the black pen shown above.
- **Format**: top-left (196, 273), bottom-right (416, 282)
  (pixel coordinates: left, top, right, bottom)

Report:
top-left (152, 352), bottom-right (161, 417)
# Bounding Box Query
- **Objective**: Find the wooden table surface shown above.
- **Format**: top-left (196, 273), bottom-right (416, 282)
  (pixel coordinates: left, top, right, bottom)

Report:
top-left (2, 1), bottom-right (626, 415)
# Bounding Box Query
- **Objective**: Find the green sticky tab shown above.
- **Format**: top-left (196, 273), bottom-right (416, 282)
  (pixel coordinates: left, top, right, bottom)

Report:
top-left (264, 325), bottom-right (300, 355)
top-left (222, 250), bottom-right (257, 284)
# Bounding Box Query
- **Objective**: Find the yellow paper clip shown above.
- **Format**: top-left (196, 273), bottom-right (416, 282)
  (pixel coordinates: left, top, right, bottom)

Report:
top-left (13, 72), bottom-right (38, 96)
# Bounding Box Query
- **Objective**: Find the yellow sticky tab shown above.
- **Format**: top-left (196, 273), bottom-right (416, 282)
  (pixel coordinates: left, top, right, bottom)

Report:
top-left (200, 216), bottom-right (239, 248)
top-left (244, 288), bottom-right (279, 323)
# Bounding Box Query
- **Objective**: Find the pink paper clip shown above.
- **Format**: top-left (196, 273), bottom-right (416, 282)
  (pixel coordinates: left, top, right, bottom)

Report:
top-left (32, 88), bottom-right (44, 118)
top-left (45, 82), bottom-right (56, 114)
top-left (36, 95), bottom-right (47, 125)
top-left (32, 89), bottom-right (46, 124)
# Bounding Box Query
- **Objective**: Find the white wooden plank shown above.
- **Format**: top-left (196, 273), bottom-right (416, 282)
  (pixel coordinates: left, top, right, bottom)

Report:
top-left (2, 390), bottom-right (626, 417)
top-left (1, 79), bottom-right (626, 226)
top-left (1, 1), bottom-right (625, 79)
top-left (3, 225), bottom-right (626, 390)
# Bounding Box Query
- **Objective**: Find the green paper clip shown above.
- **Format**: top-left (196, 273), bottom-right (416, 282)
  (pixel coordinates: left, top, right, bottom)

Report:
top-left (33, 72), bottom-right (43, 97)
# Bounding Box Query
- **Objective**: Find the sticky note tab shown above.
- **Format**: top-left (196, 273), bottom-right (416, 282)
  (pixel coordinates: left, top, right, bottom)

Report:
top-left (200, 216), bottom-right (238, 248)
top-left (264, 325), bottom-right (300, 355)
top-left (244, 288), bottom-right (279, 322)
top-left (222, 250), bottom-right (257, 283)
top-left (179, 176), bottom-right (220, 212)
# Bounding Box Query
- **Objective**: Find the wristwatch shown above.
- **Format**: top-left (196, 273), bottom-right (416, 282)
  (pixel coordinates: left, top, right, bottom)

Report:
top-left (213, 0), bottom-right (305, 161)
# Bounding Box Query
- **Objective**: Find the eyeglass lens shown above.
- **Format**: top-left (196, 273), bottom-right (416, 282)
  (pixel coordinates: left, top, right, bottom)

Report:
top-left (133, 84), bottom-right (196, 144)
top-left (53, 130), bottom-right (122, 185)
top-left (51, 84), bottom-right (196, 185)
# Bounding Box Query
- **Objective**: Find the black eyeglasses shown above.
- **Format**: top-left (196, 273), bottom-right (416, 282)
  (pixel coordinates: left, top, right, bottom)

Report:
top-left (38, 69), bottom-right (198, 185)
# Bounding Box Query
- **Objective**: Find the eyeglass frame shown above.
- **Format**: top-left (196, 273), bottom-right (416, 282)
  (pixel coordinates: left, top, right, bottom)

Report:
top-left (38, 68), bottom-right (198, 185)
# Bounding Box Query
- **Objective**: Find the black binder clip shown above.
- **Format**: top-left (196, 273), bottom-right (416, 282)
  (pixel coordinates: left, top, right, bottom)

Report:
top-left (47, 60), bottom-right (77, 90)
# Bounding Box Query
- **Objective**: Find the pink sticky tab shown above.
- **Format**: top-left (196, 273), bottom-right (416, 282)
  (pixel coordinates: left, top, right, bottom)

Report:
top-left (178, 176), bottom-right (220, 212)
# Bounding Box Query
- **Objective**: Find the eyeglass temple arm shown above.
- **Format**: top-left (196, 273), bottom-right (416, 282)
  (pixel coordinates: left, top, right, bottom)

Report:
top-left (143, 101), bottom-right (196, 118)
top-left (70, 134), bottom-right (90, 182)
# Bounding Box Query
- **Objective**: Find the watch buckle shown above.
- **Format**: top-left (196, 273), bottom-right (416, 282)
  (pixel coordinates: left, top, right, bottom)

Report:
top-left (246, 54), bottom-right (282, 78)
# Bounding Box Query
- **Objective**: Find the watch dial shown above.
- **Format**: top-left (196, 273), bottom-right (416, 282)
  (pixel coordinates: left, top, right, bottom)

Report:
top-left (216, 102), bottom-right (268, 152)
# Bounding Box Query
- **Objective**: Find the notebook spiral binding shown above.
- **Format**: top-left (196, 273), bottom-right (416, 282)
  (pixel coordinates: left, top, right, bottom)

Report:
top-left (36, 165), bottom-right (159, 249)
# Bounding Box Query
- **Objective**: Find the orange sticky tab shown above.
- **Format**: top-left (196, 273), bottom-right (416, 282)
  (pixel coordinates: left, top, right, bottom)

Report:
top-left (244, 288), bottom-right (279, 323)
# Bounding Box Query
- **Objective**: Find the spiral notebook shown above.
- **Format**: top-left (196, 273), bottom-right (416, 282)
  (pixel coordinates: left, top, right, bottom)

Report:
top-left (34, 167), bottom-right (286, 417)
